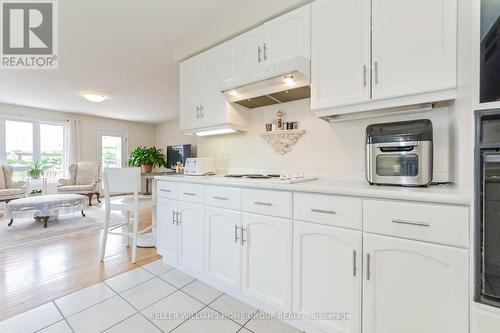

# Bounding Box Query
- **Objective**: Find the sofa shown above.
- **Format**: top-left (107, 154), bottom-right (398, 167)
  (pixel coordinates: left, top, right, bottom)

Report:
top-left (57, 161), bottom-right (102, 206)
top-left (0, 164), bottom-right (26, 203)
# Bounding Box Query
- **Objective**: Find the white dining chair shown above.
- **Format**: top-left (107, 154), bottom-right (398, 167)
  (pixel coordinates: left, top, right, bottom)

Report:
top-left (100, 167), bottom-right (155, 264)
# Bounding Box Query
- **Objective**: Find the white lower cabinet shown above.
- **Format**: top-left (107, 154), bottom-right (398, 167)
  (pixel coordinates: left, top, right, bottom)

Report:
top-left (205, 207), bottom-right (241, 291)
top-left (178, 201), bottom-right (205, 274)
top-left (241, 213), bottom-right (292, 312)
top-left (293, 221), bottom-right (362, 333)
top-left (157, 197), bottom-right (178, 264)
top-left (157, 181), bottom-right (470, 333)
top-left (362, 233), bottom-right (468, 333)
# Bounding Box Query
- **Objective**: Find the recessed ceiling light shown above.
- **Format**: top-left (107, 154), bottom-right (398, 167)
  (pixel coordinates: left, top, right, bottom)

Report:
top-left (82, 92), bottom-right (107, 102)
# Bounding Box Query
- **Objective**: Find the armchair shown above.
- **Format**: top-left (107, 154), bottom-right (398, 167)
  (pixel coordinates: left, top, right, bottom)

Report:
top-left (57, 161), bottom-right (102, 206)
top-left (0, 164), bottom-right (26, 203)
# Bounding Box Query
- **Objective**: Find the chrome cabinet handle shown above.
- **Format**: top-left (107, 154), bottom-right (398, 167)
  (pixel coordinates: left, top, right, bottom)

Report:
top-left (234, 224), bottom-right (240, 243)
top-left (366, 253), bottom-right (371, 281)
top-left (176, 211), bottom-right (182, 225)
top-left (172, 211), bottom-right (176, 225)
top-left (363, 65), bottom-right (367, 87)
top-left (392, 219), bottom-right (430, 227)
top-left (257, 46), bottom-right (262, 63)
top-left (374, 61), bottom-right (379, 84)
top-left (160, 189), bottom-right (171, 193)
top-left (183, 192), bottom-right (197, 196)
top-left (254, 201), bottom-right (272, 206)
top-left (311, 208), bottom-right (336, 215)
top-left (200, 105), bottom-right (204, 118)
top-left (263, 43), bottom-right (268, 60)
top-left (213, 196), bottom-right (228, 201)
top-left (353, 250), bottom-right (357, 277)
top-left (241, 227), bottom-right (247, 245)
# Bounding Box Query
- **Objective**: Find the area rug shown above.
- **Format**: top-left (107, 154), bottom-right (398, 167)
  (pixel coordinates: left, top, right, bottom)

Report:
top-left (0, 207), bottom-right (124, 250)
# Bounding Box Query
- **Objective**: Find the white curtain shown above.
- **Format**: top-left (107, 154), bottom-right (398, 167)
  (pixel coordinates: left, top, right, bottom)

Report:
top-left (65, 119), bottom-right (80, 173)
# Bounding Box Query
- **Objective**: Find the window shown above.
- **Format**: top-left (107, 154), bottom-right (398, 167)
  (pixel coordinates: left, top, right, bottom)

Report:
top-left (0, 118), bottom-right (66, 182)
top-left (96, 130), bottom-right (127, 169)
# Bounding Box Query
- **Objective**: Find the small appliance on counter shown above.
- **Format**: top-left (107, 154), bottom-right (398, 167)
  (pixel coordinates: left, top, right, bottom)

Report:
top-left (365, 119), bottom-right (433, 187)
top-left (184, 158), bottom-right (216, 176)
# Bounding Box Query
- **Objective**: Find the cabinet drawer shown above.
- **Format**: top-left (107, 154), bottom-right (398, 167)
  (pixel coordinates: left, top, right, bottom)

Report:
top-left (363, 199), bottom-right (469, 247)
top-left (205, 186), bottom-right (241, 210)
top-left (242, 189), bottom-right (292, 218)
top-left (178, 183), bottom-right (205, 203)
top-left (157, 181), bottom-right (178, 199)
top-left (294, 193), bottom-right (362, 230)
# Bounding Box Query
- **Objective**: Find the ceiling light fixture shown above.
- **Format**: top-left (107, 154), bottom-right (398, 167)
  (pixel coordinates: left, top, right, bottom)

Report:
top-left (229, 90), bottom-right (240, 97)
top-left (282, 75), bottom-right (296, 87)
top-left (82, 92), bottom-right (107, 103)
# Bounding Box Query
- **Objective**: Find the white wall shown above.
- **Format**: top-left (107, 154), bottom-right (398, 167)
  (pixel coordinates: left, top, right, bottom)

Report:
top-left (157, 99), bottom-right (454, 182)
top-left (0, 103), bottom-right (156, 162)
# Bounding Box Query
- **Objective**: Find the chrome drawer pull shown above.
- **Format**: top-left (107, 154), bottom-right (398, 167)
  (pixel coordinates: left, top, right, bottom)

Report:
top-left (213, 196), bottom-right (228, 201)
top-left (160, 189), bottom-right (171, 193)
top-left (183, 192), bottom-right (197, 196)
top-left (311, 208), bottom-right (336, 215)
top-left (234, 224), bottom-right (240, 243)
top-left (254, 201), bottom-right (272, 206)
top-left (392, 219), bottom-right (430, 227)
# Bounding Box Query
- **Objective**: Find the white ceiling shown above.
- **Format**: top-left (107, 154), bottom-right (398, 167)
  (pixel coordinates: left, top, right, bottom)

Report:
top-left (0, 0), bottom-right (306, 124)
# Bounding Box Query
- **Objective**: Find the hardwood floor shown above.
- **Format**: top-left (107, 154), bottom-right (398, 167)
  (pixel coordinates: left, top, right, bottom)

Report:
top-left (0, 208), bottom-right (160, 321)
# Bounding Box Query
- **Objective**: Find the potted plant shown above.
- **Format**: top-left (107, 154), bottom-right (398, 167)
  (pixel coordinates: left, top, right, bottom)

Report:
top-left (128, 146), bottom-right (168, 173)
top-left (26, 160), bottom-right (49, 179)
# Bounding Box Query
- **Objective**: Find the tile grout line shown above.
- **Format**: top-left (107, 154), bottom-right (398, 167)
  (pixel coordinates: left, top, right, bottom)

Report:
top-left (51, 301), bottom-right (76, 333)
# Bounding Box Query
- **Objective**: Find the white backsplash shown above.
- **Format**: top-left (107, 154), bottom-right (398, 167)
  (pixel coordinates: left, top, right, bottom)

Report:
top-left (194, 99), bottom-right (454, 183)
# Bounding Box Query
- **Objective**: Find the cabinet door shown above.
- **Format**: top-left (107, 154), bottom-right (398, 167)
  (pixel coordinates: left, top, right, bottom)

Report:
top-left (157, 198), bottom-right (178, 265)
top-left (241, 213), bottom-right (292, 311)
top-left (311, 0), bottom-right (371, 110)
top-left (179, 54), bottom-right (204, 130)
top-left (363, 234), bottom-right (468, 333)
top-left (263, 5), bottom-right (310, 64)
top-left (371, 0), bottom-right (457, 100)
top-left (205, 207), bottom-right (241, 291)
top-left (178, 201), bottom-right (205, 274)
top-left (202, 42), bottom-right (232, 127)
top-left (229, 26), bottom-right (265, 77)
top-left (293, 222), bottom-right (362, 333)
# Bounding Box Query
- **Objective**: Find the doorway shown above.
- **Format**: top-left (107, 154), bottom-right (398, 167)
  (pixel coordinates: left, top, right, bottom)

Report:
top-left (96, 130), bottom-right (127, 168)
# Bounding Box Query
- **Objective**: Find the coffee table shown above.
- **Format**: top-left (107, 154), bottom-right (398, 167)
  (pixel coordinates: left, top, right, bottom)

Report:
top-left (5, 194), bottom-right (86, 228)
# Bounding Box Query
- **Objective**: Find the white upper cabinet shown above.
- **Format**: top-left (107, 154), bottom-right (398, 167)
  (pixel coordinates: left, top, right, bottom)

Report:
top-left (371, 0), bottom-right (457, 100)
top-left (294, 221), bottom-right (362, 333)
top-left (363, 233), bottom-right (468, 333)
top-left (311, 0), bottom-right (371, 109)
top-left (229, 4), bottom-right (310, 77)
top-left (180, 42), bottom-right (247, 132)
top-left (263, 5), bottom-right (311, 65)
top-left (202, 43), bottom-right (233, 127)
top-left (311, 0), bottom-right (457, 117)
top-left (179, 53), bottom-right (204, 130)
top-left (229, 26), bottom-right (265, 77)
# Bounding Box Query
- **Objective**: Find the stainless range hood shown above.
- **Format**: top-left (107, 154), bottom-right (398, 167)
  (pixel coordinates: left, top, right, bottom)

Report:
top-left (221, 57), bottom-right (310, 109)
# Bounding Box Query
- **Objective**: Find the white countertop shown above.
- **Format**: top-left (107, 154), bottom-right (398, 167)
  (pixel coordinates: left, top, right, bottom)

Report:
top-left (154, 174), bottom-right (471, 205)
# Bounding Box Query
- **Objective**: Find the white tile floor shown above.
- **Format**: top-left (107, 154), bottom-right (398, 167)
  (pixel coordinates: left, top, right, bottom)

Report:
top-left (0, 259), bottom-right (303, 333)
